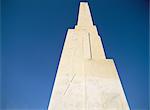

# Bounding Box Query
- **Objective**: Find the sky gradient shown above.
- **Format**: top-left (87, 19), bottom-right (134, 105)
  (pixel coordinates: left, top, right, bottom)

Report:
top-left (1, 0), bottom-right (149, 110)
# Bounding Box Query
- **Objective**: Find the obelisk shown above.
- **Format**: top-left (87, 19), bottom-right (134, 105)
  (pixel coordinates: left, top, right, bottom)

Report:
top-left (48, 2), bottom-right (130, 110)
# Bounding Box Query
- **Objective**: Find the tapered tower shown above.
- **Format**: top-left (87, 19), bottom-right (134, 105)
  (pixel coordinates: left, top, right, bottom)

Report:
top-left (48, 2), bottom-right (130, 110)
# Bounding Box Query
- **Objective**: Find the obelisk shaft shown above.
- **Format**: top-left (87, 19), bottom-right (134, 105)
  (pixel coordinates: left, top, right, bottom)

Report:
top-left (48, 2), bottom-right (130, 110)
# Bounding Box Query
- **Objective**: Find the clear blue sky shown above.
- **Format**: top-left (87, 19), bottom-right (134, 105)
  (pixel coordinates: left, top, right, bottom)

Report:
top-left (1, 0), bottom-right (149, 110)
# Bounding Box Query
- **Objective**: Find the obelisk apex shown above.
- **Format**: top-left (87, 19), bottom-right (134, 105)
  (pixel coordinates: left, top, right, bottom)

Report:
top-left (77, 2), bottom-right (93, 26)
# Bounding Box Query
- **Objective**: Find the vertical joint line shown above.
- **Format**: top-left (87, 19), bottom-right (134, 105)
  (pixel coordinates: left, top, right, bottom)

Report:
top-left (88, 33), bottom-right (92, 59)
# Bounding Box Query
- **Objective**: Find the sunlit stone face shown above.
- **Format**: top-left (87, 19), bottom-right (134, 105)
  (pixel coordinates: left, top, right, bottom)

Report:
top-left (48, 2), bottom-right (130, 110)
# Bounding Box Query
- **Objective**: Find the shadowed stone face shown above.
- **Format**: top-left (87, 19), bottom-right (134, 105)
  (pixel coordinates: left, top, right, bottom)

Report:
top-left (48, 2), bottom-right (130, 110)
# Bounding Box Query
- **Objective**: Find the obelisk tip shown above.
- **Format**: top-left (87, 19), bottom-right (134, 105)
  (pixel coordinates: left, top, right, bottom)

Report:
top-left (77, 2), bottom-right (93, 26)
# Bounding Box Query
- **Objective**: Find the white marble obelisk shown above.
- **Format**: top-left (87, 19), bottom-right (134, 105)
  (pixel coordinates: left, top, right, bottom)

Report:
top-left (48, 2), bottom-right (130, 110)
